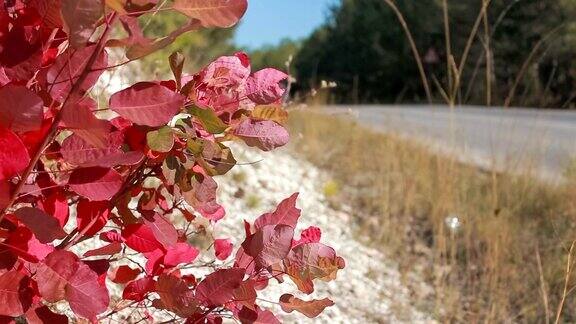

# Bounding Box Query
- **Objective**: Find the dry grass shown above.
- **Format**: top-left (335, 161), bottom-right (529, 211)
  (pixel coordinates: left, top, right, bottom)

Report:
top-left (288, 109), bottom-right (576, 323)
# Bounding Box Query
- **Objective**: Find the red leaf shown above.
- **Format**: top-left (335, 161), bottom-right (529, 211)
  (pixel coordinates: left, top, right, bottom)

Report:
top-left (14, 207), bottom-right (67, 244)
top-left (245, 69), bottom-right (288, 105)
top-left (0, 127), bottom-right (29, 180)
top-left (195, 268), bottom-right (245, 306)
top-left (123, 277), bottom-right (154, 302)
top-left (0, 84), bottom-right (43, 132)
top-left (35, 251), bottom-right (78, 302)
top-left (60, 96), bottom-right (111, 149)
top-left (110, 265), bottom-right (141, 284)
top-left (68, 167), bottom-right (123, 201)
top-left (0, 181), bottom-right (10, 211)
top-left (25, 305), bottom-right (68, 324)
top-left (76, 200), bottom-right (110, 236)
top-left (214, 238), bottom-right (233, 260)
top-left (109, 82), bottom-right (185, 127)
top-left (45, 45), bottom-right (107, 102)
top-left (83, 242), bottom-right (122, 257)
top-left (292, 226), bottom-right (321, 247)
top-left (122, 223), bottom-right (163, 253)
top-left (173, 0), bottom-right (248, 28)
top-left (39, 192), bottom-right (69, 227)
top-left (233, 280), bottom-right (256, 310)
top-left (0, 271), bottom-right (32, 317)
top-left (61, 133), bottom-right (144, 167)
top-left (99, 230), bottom-right (124, 243)
top-left (242, 224), bottom-right (294, 269)
top-left (232, 119), bottom-right (289, 152)
top-left (254, 193), bottom-right (300, 229)
top-left (279, 294), bottom-right (334, 318)
top-left (61, 0), bottom-right (104, 48)
top-left (6, 226), bottom-right (53, 263)
top-left (154, 274), bottom-right (197, 318)
top-left (143, 213), bottom-right (178, 249)
top-left (66, 261), bottom-right (110, 321)
top-left (163, 242), bottom-right (199, 267)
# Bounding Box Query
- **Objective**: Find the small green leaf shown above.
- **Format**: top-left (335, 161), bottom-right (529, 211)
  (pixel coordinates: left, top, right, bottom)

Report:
top-left (189, 106), bottom-right (228, 134)
top-left (147, 126), bottom-right (174, 153)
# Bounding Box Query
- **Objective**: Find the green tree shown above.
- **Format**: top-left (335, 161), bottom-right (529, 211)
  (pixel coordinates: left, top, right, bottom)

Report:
top-left (293, 0), bottom-right (576, 107)
top-left (246, 38), bottom-right (301, 71)
top-left (140, 11), bottom-right (237, 76)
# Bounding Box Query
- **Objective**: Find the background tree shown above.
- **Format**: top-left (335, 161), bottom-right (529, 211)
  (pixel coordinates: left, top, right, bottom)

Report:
top-left (289, 0), bottom-right (576, 107)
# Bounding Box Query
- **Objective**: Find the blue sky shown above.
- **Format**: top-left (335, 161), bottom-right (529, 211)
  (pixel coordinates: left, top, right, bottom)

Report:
top-left (234, 0), bottom-right (336, 48)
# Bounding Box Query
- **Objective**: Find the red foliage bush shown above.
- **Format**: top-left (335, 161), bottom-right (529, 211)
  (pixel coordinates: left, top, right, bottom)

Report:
top-left (0, 0), bottom-right (345, 322)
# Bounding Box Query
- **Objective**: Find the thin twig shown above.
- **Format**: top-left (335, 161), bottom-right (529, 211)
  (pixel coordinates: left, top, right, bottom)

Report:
top-left (381, 0), bottom-right (433, 104)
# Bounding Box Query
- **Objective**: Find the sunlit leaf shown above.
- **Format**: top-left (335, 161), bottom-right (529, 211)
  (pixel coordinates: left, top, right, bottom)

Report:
top-left (173, 0), bottom-right (248, 28)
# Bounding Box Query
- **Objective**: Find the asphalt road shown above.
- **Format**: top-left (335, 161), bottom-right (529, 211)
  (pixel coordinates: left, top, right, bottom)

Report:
top-left (327, 105), bottom-right (576, 181)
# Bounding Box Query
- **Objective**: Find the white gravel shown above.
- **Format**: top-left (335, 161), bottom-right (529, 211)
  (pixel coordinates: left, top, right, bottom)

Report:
top-left (211, 146), bottom-right (436, 323)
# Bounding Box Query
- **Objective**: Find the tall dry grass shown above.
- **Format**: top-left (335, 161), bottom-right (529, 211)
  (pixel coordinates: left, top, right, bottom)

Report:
top-left (288, 109), bottom-right (576, 323)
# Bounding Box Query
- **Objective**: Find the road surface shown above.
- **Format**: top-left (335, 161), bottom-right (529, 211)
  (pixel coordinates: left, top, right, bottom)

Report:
top-left (327, 105), bottom-right (576, 182)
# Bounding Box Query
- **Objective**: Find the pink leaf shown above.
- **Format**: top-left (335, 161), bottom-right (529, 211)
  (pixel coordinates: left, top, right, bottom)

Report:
top-left (245, 68), bottom-right (288, 105)
top-left (0, 127), bottom-right (29, 180)
top-left (109, 82), bottom-right (185, 127)
top-left (173, 0), bottom-right (248, 28)
top-left (35, 251), bottom-right (78, 302)
top-left (292, 226), bottom-right (321, 247)
top-left (14, 207), bottom-right (67, 244)
top-left (61, 133), bottom-right (144, 168)
top-left (254, 193), bottom-right (300, 229)
top-left (182, 173), bottom-right (225, 221)
top-left (0, 271), bottom-right (32, 317)
top-left (232, 119), bottom-right (289, 151)
top-left (6, 226), bottom-right (54, 263)
top-left (122, 223), bottom-right (163, 253)
top-left (68, 167), bottom-right (123, 201)
top-left (66, 262), bottom-right (110, 321)
top-left (0, 84), bottom-right (43, 132)
top-left (143, 213), bottom-right (178, 249)
top-left (214, 238), bottom-right (233, 261)
top-left (196, 268), bottom-right (245, 306)
top-left (242, 224), bottom-right (294, 269)
top-left (237, 306), bottom-right (281, 324)
top-left (60, 96), bottom-right (111, 149)
top-left (163, 242), bottom-right (199, 267)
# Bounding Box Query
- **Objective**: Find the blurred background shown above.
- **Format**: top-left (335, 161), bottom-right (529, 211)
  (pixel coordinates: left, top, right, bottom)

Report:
top-left (134, 1), bottom-right (576, 323)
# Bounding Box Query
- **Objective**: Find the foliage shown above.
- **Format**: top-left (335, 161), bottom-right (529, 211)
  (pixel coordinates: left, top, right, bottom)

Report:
top-left (0, 1), bottom-right (344, 323)
top-left (246, 39), bottom-right (301, 71)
